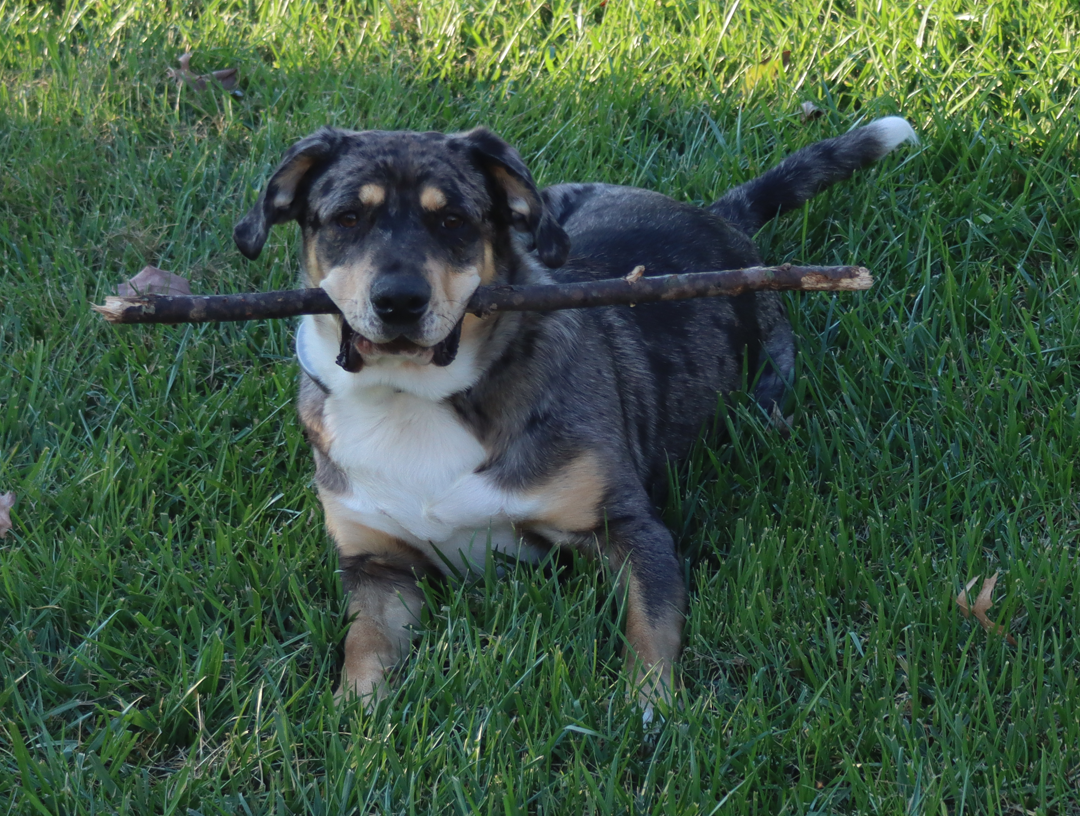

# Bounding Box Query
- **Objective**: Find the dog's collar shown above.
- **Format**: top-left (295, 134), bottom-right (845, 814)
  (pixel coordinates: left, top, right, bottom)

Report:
top-left (295, 320), bottom-right (330, 393)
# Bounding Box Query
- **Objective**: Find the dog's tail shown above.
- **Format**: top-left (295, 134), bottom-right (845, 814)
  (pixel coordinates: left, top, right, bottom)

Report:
top-left (710, 116), bottom-right (917, 235)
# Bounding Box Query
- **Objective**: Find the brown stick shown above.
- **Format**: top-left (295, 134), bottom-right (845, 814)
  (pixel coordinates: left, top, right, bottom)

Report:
top-left (92, 264), bottom-right (872, 325)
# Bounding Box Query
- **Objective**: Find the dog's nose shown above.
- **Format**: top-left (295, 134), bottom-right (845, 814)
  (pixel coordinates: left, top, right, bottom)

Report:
top-left (370, 275), bottom-right (431, 325)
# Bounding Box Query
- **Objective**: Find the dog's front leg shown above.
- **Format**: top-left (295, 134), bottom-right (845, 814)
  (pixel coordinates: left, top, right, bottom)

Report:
top-left (322, 497), bottom-right (434, 706)
top-left (606, 514), bottom-right (687, 717)
top-left (339, 563), bottom-right (424, 704)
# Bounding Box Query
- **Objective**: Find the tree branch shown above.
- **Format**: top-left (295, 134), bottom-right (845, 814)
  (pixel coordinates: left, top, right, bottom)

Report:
top-left (93, 263), bottom-right (872, 325)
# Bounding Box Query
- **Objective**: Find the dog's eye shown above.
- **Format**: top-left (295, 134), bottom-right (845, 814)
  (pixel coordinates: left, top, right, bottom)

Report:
top-left (337, 212), bottom-right (359, 229)
top-left (441, 214), bottom-right (464, 230)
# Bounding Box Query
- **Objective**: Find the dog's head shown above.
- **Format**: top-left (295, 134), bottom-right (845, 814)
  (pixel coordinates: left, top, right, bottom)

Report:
top-left (234, 127), bottom-right (570, 371)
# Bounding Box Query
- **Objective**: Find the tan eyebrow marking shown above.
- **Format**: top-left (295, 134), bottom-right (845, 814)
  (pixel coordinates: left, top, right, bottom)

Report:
top-left (420, 186), bottom-right (447, 211)
top-left (358, 184), bottom-right (385, 207)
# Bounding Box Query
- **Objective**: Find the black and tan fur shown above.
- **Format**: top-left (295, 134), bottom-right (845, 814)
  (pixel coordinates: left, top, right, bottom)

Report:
top-left (234, 117), bottom-right (916, 710)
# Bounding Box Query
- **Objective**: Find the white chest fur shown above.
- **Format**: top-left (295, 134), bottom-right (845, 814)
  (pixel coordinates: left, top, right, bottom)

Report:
top-left (297, 317), bottom-right (545, 573)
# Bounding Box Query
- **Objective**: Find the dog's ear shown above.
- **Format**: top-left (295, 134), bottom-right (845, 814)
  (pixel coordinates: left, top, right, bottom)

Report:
top-left (233, 128), bottom-right (343, 260)
top-left (456, 128), bottom-right (571, 268)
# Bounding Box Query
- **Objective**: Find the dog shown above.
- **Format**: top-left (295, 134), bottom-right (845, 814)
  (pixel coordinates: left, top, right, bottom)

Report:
top-left (233, 116), bottom-right (916, 712)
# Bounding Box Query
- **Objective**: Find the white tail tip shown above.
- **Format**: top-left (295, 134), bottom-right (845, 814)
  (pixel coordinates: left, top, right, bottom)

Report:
top-left (868, 116), bottom-right (919, 152)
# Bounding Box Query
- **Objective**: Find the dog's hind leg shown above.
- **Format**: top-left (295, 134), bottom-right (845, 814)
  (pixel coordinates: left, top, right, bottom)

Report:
top-left (750, 291), bottom-right (796, 412)
top-left (606, 513), bottom-right (687, 719)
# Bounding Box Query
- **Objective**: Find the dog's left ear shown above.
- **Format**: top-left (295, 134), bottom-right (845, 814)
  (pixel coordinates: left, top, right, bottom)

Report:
top-left (456, 128), bottom-right (571, 268)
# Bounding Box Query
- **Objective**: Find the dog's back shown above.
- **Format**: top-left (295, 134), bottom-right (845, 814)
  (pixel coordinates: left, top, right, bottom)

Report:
top-left (530, 117), bottom-right (917, 489)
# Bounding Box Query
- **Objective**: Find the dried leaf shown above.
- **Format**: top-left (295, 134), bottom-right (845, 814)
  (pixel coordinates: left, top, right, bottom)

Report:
top-left (210, 68), bottom-right (239, 91)
top-left (167, 52), bottom-right (242, 96)
top-left (167, 52), bottom-right (207, 91)
top-left (956, 572), bottom-right (1017, 646)
top-left (742, 50), bottom-right (791, 95)
top-left (117, 266), bottom-right (193, 297)
top-left (800, 101), bottom-right (824, 122)
top-left (625, 265), bottom-right (645, 283)
top-left (770, 404), bottom-right (795, 437)
top-left (0, 492), bottom-right (15, 539)
top-left (956, 575), bottom-right (981, 615)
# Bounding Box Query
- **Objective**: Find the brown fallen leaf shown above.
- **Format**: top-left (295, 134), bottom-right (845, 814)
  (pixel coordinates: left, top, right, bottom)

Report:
top-left (800, 101), bottom-right (824, 122)
top-left (0, 492), bottom-right (15, 539)
top-left (625, 265), bottom-right (645, 283)
top-left (769, 404), bottom-right (795, 437)
top-left (116, 266), bottom-right (192, 297)
top-left (956, 572), bottom-right (1018, 646)
top-left (168, 52), bottom-right (242, 95)
top-left (209, 68), bottom-right (239, 92)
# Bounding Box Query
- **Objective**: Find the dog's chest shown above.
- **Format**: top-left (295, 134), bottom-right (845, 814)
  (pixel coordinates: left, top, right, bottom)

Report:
top-left (320, 387), bottom-right (542, 570)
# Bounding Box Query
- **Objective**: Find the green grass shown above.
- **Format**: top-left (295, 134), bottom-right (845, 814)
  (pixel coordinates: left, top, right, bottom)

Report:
top-left (1, 0), bottom-right (1079, 812)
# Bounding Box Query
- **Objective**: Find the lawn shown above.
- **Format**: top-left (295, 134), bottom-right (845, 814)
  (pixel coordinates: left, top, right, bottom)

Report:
top-left (1, 0), bottom-right (1078, 813)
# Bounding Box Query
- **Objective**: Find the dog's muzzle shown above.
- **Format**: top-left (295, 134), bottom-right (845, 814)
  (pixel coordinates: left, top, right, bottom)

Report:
top-left (335, 318), bottom-right (464, 373)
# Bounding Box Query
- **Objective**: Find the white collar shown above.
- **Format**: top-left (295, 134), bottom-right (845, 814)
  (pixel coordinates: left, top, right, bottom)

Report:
top-left (295, 318), bottom-right (330, 392)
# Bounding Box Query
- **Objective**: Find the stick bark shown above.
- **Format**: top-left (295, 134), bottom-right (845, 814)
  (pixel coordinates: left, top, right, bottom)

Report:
top-left (93, 263), bottom-right (872, 325)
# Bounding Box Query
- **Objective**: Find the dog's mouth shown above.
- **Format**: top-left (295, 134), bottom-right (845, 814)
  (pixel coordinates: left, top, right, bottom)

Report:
top-left (335, 320), bottom-right (464, 373)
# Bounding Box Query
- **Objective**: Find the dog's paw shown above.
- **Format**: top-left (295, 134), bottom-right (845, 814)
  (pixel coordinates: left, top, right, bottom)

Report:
top-left (335, 673), bottom-right (389, 713)
top-left (628, 666), bottom-right (678, 728)
top-left (632, 686), bottom-right (677, 735)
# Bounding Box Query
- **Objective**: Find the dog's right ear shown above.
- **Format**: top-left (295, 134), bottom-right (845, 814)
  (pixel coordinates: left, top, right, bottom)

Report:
top-left (233, 128), bottom-right (342, 260)
top-left (454, 127), bottom-right (571, 268)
